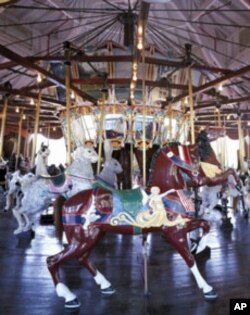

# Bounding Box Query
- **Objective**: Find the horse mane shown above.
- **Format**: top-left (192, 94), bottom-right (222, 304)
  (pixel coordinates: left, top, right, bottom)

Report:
top-left (53, 195), bottom-right (66, 243)
top-left (196, 131), bottom-right (214, 161)
top-left (148, 143), bottom-right (179, 186)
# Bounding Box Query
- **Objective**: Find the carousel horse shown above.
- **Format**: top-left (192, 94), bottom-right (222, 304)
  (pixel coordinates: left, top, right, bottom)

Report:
top-left (0, 158), bottom-right (8, 209)
top-left (149, 130), bottom-right (241, 192)
top-left (199, 174), bottom-right (240, 221)
top-left (0, 157), bottom-right (8, 191)
top-left (230, 174), bottom-right (250, 219)
top-left (12, 140), bottom-right (123, 235)
top-left (48, 172), bottom-right (216, 308)
top-left (10, 143), bottom-right (99, 235)
top-left (241, 177), bottom-right (250, 218)
top-left (32, 142), bottom-right (50, 176)
top-left (141, 130), bottom-right (242, 252)
top-left (96, 139), bottom-right (123, 189)
top-left (4, 143), bottom-right (49, 213)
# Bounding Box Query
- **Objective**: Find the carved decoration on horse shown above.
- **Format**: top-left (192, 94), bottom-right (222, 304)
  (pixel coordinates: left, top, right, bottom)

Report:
top-left (49, 153), bottom-right (217, 309)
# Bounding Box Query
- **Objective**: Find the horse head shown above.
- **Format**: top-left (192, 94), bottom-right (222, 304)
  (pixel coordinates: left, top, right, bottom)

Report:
top-left (38, 142), bottom-right (50, 159)
top-left (75, 143), bottom-right (98, 164)
top-left (97, 140), bottom-right (123, 188)
top-left (103, 139), bottom-right (123, 174)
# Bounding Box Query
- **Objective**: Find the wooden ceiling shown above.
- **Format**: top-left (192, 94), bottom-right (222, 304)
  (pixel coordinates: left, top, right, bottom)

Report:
top-left (0, 0), bottom-right (250, 138)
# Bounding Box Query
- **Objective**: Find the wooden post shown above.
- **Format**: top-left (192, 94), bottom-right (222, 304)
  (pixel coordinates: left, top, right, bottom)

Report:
top-left (0, 96), bottom-right (8, 158)
top-left (31, 91), bottom-right (41, 166)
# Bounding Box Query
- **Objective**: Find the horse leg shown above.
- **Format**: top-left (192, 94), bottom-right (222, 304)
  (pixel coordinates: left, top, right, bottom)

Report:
top-left (162, 224), bottom-right (217, 300)
top-left (12, 206), bottom-right (26, 234)
top-left (47, 226), bottom-right (104, 309)
top-left (188, 218), bottom-right (210, 255)
top-left (4, 192), bottom-right (12, 211)
top-left (78, 253), bottom-right (115, 294)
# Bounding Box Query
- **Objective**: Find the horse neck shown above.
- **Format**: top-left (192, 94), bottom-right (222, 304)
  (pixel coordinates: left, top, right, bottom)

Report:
top-left (99, 166), bottom-right (116, 186)
top-left (149, 150), bottom-right (177, 190)
top-left (36, 155), bottom-right (48, 176)
top-left (68, 157), bottom-right (94, 178)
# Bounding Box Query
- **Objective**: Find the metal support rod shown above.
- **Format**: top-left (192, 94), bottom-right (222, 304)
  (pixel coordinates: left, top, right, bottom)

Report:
top-left (0, 96), bottom-right (8, 158)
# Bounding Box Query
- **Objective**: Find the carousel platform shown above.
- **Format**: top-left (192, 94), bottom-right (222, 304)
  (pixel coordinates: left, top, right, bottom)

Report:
top-left (0, 207), bottom-right (249, 315)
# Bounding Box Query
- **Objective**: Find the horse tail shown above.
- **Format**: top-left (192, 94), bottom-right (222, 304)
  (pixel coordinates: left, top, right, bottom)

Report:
top-left (53, 195), bottom-right (66, 243)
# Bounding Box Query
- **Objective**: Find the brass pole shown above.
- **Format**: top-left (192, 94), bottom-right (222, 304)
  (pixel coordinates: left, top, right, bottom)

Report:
top-left (238, 115), bottom-right (245, 172)
top-left (15, 109), bottom-right (23, 170)
top-left (97, 92), bottom-right (106, 175)
top-left (248, 129), bottom-right (250, 160)
top-left (169, 104), bottom-right (173, 142)
top-left (142, 47), bottom-right (147, 187)
top-left (65, 53), bottom-right (72, 165)
top-left (187, 65), bottom-right (195, 144)
top-left (0, 96), bottom-right (8, 158)
top-left (47, 123), bottom-right (50, 146)
top-left (31, 91), bottom-right (41, 166)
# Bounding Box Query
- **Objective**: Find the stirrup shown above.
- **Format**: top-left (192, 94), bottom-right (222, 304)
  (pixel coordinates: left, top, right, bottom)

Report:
top-left (65, 298), bottom-right (81, 309)
top-left (101, 286), bottom-right (116, 295)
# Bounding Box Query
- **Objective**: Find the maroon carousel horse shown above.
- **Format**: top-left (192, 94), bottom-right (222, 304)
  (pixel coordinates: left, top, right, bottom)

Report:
top-left (134, 130), bottom-right (242, 251)
top-left (47, 150), bottom-right (217, 309)
top-left (141, 129), bottom-right (241, 193)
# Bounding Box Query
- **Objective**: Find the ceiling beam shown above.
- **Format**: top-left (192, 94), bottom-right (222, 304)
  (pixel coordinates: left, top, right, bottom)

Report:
top-left (0, 55), bottom-right (232, 74)
top-left (0, 44), bottom-right (97, 103)
top-left (0, 84), bottom-right (65, 107)
top-left (173, 64), bottom-right (250, 103)
top-left (195, 95), bottom-right (250, 110)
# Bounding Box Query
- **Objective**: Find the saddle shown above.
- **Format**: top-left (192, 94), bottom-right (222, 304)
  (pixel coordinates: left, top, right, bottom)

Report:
top-left (42, 173), bottom-right (73, 193)
top-left (63, 189), bottom-right (93, 225)
top-left (93, 179), bottom-right (143, 217)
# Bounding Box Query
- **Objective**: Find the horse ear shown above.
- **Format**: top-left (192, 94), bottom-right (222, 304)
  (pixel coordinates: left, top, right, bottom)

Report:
top-left (104, 139), bottom-right (113, 160)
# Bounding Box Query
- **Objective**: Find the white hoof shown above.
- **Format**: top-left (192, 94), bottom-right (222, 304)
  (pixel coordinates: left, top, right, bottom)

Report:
top-left (56, 282), bottom-right (77, 302)
top-left (22, 225), bottom-right (32, 232)
top-left (13, 227), bottom-right (25, 235)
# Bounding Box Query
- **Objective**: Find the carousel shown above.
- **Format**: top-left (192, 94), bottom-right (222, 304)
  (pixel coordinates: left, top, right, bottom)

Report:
top-left (0, 1), bottom-right (250, 314)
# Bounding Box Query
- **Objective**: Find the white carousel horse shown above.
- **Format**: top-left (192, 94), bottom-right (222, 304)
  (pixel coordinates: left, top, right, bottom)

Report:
top-left (0, 158), bottom-right (8, 209)
top-left (188, 174), bottom-right (241, 254)
top-left (34, 142), bottom-right (50, 176)
top-left (231, 174), bottom-right (250, 218)
top-left (199, 174), bottom-right (240, 219)
top-left (11, 143), bottom-right (99, 235)
top-left (4, 143), bottom-right (50, 212)
top-left (12, 141), bottom-right (123, 235)
top-left (96, 139), bottom-right (123, 188)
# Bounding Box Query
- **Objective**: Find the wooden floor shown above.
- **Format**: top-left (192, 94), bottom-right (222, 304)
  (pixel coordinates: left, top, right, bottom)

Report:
top-left (0, 206), bottom-right (249, 315)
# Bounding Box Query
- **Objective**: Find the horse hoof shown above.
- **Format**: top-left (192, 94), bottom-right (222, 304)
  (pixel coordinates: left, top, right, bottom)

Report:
top-left (204, 289), bottom-right (218, 301)
top-left (65, 298), bottom-right (81, 309)
top-left (13, 228), bottom-right (24, 235)
top-left (101, 286), bottom-right (116, 295)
